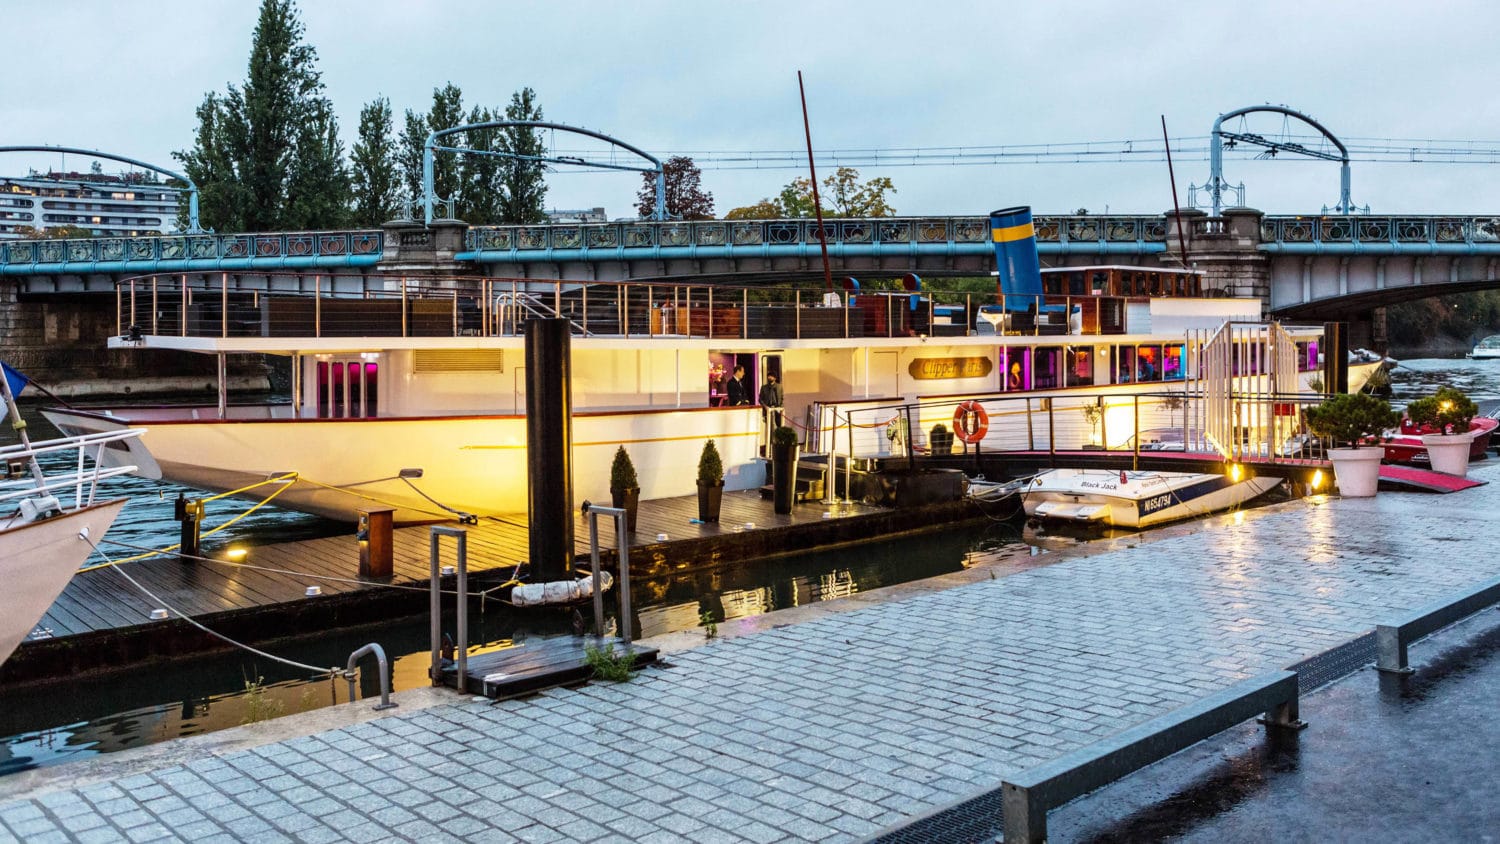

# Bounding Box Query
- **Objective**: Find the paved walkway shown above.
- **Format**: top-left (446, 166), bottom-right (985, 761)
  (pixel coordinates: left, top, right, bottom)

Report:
top-left (3, 462), bottom-right (1500, 843)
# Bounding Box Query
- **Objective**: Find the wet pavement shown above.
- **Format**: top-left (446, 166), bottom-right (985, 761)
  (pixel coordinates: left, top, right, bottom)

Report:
top-left (1054, 607), bottom-right (1500, 843)
top-left (2, 460), bottom-right (1500, 842)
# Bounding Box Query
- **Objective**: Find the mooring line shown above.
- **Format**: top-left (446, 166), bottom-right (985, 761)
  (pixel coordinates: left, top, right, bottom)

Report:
top-left (81, 534), bottom-right (341, 678)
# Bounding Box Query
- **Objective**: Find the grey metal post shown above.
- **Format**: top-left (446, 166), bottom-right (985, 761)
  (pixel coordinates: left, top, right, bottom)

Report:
top-left (616, 509), bottom-right (632, 646)
top-left (429, 526), bottom-right (469, 692)
top-left (345, 643), bottom-right (397, 710)
top-left (587, 502), bottom-right (604, 637)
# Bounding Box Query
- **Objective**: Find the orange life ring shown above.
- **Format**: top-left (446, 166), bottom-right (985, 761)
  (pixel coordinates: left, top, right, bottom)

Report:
top-left (953, 400), bottom-right (989, 444)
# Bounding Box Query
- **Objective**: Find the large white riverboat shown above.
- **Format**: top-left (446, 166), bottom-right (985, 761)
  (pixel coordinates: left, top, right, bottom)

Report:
top-left (44, 212), bottom-right (1374, 524)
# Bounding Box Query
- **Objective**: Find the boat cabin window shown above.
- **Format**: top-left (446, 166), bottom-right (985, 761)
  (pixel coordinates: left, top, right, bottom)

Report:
top-left (1162, 344), bottom-right (1184, 380)
top-left (315, 359), bottom-right (379, 419)
top-left (1000, 347), bottom-right (1030, 391)
top-left (1297, 341), bottom-right (1319, 372)
top-left (1033, 346), bottom-right (1062, 390)
top-left (1135, 344), bottom-right (1162, 382)
top-left (1066, 346), bottom-right (1093, 387)
top-left (1115, 345), bottom-right (1137, 383)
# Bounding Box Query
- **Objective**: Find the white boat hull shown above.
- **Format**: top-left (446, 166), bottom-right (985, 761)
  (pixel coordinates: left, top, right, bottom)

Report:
top-left (44, 408), bottom-right (767, 524)
top-left (1023, 469), bottom-right (1282, 529)
top-left (1, 498), bottom-right (126, 666)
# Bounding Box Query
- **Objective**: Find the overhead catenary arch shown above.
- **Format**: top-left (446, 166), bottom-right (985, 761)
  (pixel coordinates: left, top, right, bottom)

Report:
top-left (0, 145), bottom-right (202, 234)
top-left (1203, 105), bottom-right (1359, 217)
top-left (422, 121), bottom-right (665, 225)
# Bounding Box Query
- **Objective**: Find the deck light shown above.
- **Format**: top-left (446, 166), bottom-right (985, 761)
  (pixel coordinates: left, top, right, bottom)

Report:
top-left (225, 547), bottom-right (248, 562)
top-left (149, 608), bottom-right (169, 620)
top-left (441, 565), bottom-right (456, 576)
top-left (656, 533), bottom-right (669, 541)
top-left (1228, 463), bottom-right (1244, 482)
top-left (1311, 469), bottom-right (1326, 490)
top-left (305, 586), bottom-right (322, 597)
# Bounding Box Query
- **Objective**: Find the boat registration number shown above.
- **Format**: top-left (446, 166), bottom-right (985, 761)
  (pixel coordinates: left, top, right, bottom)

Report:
top-left (1140, 493), bottom-right (1173, 514)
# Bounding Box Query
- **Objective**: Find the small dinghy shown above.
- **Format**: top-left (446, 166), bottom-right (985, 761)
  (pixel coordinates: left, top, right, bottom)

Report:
top-left (1022, 468), bottom-right (1282, 529)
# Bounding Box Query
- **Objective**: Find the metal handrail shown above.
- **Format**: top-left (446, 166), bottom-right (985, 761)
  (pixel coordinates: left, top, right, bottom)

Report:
top-left (428, 526), bottom-right (469, 693)
top-left (580, 501), bottom-right (632, 645)
top-left (344, 643), bottom-right (397, 710)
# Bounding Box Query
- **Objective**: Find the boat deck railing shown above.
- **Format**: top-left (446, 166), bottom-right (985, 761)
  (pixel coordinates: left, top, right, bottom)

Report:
top-left (113, 272), bottom-right (1189, 343)
top-left (809, 389), bottom-right (1334, 469)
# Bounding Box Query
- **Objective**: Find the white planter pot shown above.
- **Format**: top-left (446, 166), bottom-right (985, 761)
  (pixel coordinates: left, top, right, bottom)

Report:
top-left (1420, 433), bottom-right (1471, 476)
top-left (1328, 447), bottom-right (1384, 497)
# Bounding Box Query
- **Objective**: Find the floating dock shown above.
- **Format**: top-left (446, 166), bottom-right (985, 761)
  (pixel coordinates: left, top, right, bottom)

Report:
top-left (434, 636), bottom-right (658, 699)
top-left (3, 489), bottom-right (1004, 683)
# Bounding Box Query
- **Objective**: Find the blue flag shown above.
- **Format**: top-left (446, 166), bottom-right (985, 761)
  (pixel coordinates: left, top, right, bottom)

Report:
top-left (2, 361), bottom-right (27, 400)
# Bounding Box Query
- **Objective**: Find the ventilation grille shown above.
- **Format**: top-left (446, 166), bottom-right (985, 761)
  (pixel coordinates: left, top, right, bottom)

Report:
top-left (412, 349), bottom-right (504, 373)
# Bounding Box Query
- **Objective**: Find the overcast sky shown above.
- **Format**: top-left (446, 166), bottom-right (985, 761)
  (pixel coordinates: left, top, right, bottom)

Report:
top-left (7, 1), bottom-right (1500, 220)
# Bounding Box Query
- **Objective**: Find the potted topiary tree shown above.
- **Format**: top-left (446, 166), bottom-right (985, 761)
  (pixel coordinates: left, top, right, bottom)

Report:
top-left (928, 423), bottom-right (954, 456)
top-left (770, 425), bottom-right (799, 514)
top-left (1406, 385), bottom-right (1478, 476)
top-left (1304, 392), bottom-right (1399, 497)
top-left (609, 445), bottom-right (640, 531)
top-left (697, 439), bottom-right (724, 522)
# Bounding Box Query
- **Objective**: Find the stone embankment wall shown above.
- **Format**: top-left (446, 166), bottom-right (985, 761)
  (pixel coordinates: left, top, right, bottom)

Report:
top-left (0, 283), bottom-right (268, 397)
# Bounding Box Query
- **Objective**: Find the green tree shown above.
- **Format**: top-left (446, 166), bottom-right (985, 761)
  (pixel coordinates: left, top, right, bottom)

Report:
top-left (350, 97), bottom-right (399, 225)
top-left (823, 167), bottom-right (896, 217)
top-left (636, 155), bottom-right (714, 220)
top-left (397, 109), bottom-right (428, 210)
top-left (497, 87), bottom-right (548, 224)
top-left (724, 199), bottom-right (783, 220)
top-left (175, 93), bottom-right (248, 231)
top-left (174, 0), bottom-right (338, 231)
top-left (458, 105), bottom-right (504, 224)
top-left (285, 99), bottom-right (351, 229)
top-left (426, 83), bottom-right (465, 213)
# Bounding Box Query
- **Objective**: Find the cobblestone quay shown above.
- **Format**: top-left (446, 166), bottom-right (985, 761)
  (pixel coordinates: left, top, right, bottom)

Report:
top-left (3, 463), bottom-right (1499, 842)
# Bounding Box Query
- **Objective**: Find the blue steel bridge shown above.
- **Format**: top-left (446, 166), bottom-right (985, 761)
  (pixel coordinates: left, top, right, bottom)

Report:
top-left (7, 212), bottom-right (1500, 317)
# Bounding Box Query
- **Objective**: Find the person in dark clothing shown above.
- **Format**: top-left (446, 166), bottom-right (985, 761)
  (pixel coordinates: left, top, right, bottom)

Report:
top-left (725, 365), bottom-right (751, 406)
top-left (759, 373), bottom-right (784, 427)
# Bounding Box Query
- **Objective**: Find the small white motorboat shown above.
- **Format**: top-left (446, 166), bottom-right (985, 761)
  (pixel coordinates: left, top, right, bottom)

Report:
top-left (1469, 336), bottom-right (1500, 360)
top-left (1022, 468), bottom-right (1282, 529)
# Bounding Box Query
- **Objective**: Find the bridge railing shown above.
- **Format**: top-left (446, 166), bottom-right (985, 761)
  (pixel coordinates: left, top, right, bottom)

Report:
top-left (114, 272), bottom-right (1139, 342)
top-left (0, 229), bottom-right (382, 267)
top-left (462, 215), bottom-right (1170, 253)
top-left (1260, 215), bottom-right (1500, 246)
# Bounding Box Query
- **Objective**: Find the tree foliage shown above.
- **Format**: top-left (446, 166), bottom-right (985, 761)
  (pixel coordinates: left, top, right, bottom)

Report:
top-left (350, 97), bottom-right (399, 225)
top-left (174, 0), bottom-right (347, 231)
top-left (497, 87), bottom-right (548, 224)
top-left (725, 167), bottom-right (896, 219)
top-left (636, 155), bottom-right (714, 220)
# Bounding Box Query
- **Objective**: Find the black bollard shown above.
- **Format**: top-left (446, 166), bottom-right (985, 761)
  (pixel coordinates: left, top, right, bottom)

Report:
top-left (1322, 321), bottom-right (1349, 394)
top-left (524, 318), bottom-right (574, 583)
top-left (175, 493), bottom-right (201, 562)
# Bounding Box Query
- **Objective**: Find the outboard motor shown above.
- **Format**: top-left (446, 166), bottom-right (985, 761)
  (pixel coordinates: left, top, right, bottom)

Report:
top-left (989, 206), bottom-right (1044, 311)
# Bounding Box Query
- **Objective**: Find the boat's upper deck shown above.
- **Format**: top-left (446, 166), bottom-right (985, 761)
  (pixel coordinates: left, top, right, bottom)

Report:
top-left (109, 271), bottom-right (1271, 354)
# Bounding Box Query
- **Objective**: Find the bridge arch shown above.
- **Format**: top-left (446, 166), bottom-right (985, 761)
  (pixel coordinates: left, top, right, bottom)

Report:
top-left (1204, 105), bottom-right (1357, 217)
top-left (422, 121), bottom-right (664, 225)
top-left (0, 145), bottom-right (202, 233)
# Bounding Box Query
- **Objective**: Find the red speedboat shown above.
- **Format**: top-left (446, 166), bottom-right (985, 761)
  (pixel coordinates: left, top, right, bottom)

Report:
top-left (1382, 415), bottom-right (1498, 465)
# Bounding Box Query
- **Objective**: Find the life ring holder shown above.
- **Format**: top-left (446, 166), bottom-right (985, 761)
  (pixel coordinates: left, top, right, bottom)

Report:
top-left (953, 400), bottom-right (989, 444)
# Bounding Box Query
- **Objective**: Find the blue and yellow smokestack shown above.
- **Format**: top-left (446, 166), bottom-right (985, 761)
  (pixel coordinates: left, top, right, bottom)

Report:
top-left (990, 206), bottom-right (1043, 310)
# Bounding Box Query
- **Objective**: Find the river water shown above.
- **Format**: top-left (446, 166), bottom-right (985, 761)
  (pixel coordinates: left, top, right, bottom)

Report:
top-left (2, 358), bottom-right (1497, 775)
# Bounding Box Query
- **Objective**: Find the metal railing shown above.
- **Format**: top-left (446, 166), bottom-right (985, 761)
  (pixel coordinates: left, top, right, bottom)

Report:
top-left (1375, 574), bottom-right (1500, 674)
top-left (428, 526), bottom-right (469, 693)
top-left (812, 389), bottom-right (1334, 469)
top-left (0, 229), bottom-right (382, 267)
top-left (344, 643), bottom-right (397, 710)
top-left (113, 271), bottom-right (1146, 342)
top-left (581, 502), bottom-right (633, 645)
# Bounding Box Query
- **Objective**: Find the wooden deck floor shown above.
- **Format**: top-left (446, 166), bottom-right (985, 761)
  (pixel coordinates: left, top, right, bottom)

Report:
top-left (31, 489), bottom-right (887, 642)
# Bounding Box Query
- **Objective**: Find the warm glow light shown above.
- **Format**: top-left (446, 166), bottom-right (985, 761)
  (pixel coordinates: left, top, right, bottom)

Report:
top-left (1311, 469), bottom-right (1325, 490)
top-left (1440, 400), bottom-right (1453, 412)
top-left (1228, 463), bottom-right (1244, 482)
top-left (225, 547), bottom-right (249, 562)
